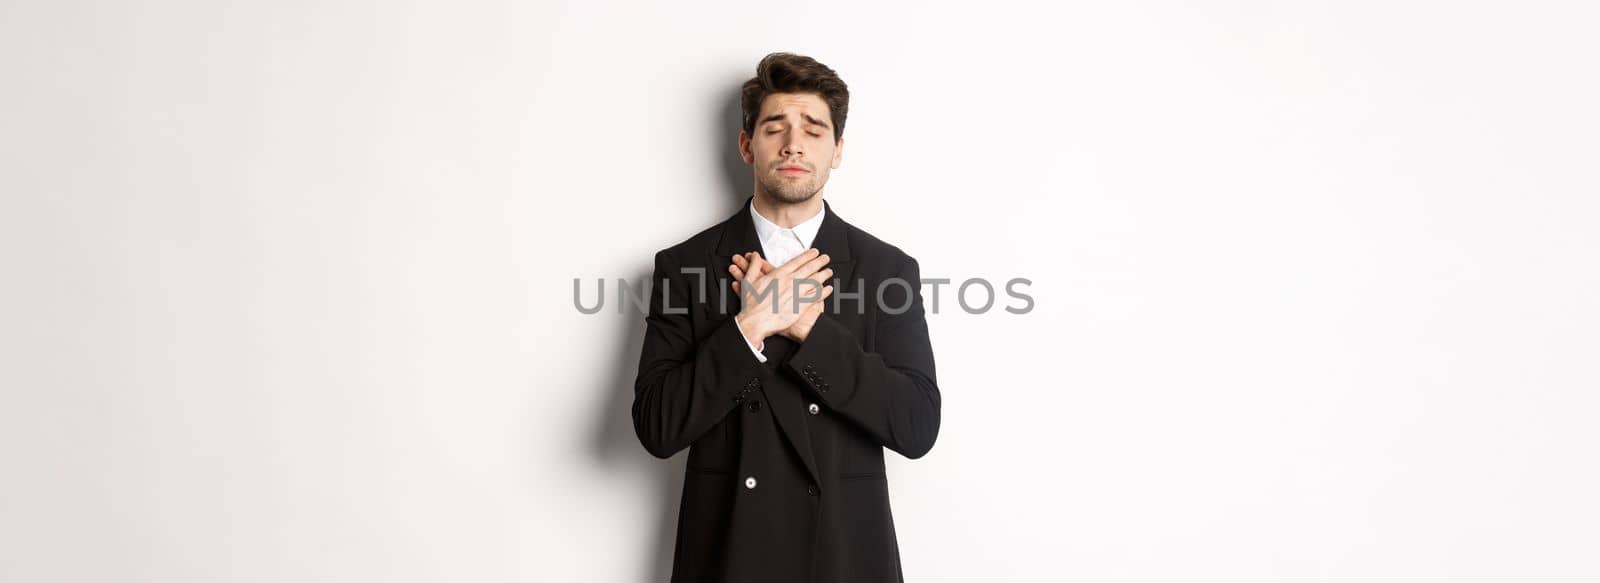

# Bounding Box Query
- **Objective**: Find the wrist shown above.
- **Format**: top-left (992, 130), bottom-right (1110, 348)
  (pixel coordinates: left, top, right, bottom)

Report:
top-left (735, 312), bottom-right (770, 346)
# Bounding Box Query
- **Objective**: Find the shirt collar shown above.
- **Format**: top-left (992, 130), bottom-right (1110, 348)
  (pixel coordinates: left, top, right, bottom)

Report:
top-left (750, 200), bottom-right (826, 249)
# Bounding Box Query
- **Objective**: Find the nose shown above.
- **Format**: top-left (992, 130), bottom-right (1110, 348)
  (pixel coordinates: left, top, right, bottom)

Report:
top-left (781, 135), bottom-right (803, 157)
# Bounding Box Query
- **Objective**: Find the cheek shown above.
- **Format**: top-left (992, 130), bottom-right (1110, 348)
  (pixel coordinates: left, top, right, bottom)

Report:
top-left (751, 140), bottom-right (778, 158)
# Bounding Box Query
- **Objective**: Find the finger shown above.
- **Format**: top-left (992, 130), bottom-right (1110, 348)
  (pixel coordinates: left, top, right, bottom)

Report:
top-left (740, 251), bottom-right (758, 266)
top-left (743, 254), bottom-right (767, 284)
top-left (773, 248), bottom-right (821, 276)
top-left (772, 253), bottom-right (815, 283)
top-left (746, 252), bottom-right (769, 276)
top-left (735, 262), bottom-right (759, 296)
top-left (748, 253), bottom-right (776, 281)
top-left (800, 285), bottom-right (833, 317)
top-left (740, 273), bottom-right (761, 300)
top-left (789, 267), bottom-right (833, 305)
top-left (794, 277), bottom-right (833, 308)
top-left (814, 284), bottom-right (834, 305)
top-left (788, 250), bottom-right (831, 280)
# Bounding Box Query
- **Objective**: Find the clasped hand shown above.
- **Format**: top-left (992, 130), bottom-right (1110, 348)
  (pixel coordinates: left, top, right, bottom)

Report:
top-left (730, 248), bottom-right (835, 345)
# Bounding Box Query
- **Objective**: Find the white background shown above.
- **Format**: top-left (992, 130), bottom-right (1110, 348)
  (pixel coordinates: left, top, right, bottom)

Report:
top-left (3, 1), bottom-right (1597, 581)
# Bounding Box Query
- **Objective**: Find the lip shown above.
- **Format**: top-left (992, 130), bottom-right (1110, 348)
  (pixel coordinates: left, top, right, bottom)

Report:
top-left (777, 166), bottom-right (809, 175)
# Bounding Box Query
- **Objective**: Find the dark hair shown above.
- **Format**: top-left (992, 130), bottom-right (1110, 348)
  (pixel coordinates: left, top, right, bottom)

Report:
top-left (740, 52), bottom-right (849, 143)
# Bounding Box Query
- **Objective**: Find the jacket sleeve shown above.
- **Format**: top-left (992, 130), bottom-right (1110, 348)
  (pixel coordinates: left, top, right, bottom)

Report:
top-left (632, 250), bottom-right (770, 459)
top-left (782, 255), bottom-right (941, 459)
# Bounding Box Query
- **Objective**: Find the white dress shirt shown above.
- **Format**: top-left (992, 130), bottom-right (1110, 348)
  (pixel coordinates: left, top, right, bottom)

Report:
top-left (734, 201), bottom-right (827, 363)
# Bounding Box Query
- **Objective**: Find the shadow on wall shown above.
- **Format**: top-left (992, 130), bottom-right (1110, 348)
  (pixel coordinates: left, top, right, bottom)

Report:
top-left (586, 85), bottom-right (751, 582)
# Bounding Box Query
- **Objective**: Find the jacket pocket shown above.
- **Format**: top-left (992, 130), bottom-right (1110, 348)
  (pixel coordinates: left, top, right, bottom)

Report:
top-left (839, 471), bottom-right (885, 481)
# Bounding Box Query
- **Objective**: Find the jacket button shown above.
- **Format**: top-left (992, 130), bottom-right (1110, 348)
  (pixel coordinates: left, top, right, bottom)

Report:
top-left (808, 403), bottom-right (820, 415)
top-left (744, 476), bottom-right (757, 490)
top-left (748, 400), bottom-right (762, 413)
top-left (807, 484), bottom-right (818, 496)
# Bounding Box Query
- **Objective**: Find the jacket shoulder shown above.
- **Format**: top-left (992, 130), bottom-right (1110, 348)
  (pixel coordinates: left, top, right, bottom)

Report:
top-left (843, 220), bottom-right (918, 270)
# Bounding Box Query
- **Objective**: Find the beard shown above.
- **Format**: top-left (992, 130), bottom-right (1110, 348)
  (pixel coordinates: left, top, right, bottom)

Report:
top-left (758, 169), bottom-right (824, 204)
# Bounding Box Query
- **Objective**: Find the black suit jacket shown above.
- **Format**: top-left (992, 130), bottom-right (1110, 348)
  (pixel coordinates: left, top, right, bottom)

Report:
top-left (633, 196), bottom-right (941, 582)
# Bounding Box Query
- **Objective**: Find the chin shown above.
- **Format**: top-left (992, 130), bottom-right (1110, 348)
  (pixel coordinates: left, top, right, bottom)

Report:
top-left (772, 189), bottom-right (818, 204)
top-left (761, 179), bottom-right (820, 204)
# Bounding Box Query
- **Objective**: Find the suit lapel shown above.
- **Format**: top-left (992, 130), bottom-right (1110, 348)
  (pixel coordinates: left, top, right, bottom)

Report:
top-left (709, 195), bottom-right (858, 489)
top-left (711, 195), bottom-right (858, 295)
top-left (710, 196), bottom-right (859, 317)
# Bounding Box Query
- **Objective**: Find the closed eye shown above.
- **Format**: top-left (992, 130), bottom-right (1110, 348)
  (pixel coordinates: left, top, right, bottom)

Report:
top-left (765, 128), bottom-right (826, 137)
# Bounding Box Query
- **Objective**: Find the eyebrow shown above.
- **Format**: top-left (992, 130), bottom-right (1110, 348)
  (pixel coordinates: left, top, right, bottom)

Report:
top-left (759, 113), bottom-right (831, 130)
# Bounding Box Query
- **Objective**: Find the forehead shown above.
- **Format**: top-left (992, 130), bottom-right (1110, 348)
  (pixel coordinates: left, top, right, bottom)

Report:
top-left (758, 92), bottom-right (830, 121)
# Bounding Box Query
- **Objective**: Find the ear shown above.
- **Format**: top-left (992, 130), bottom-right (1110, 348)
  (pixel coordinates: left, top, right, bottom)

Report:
top-left (738, 131), bottom-right (754, 165)
top-left (831, 137), bottom-right (844, 169)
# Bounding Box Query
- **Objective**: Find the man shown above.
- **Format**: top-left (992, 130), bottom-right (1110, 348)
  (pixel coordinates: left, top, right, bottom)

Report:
top-left (633, 52), bottom-right (941, 583)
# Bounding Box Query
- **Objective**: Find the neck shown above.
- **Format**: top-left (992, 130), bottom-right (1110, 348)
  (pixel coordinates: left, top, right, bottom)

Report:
top-left (752, 191), bottom-right (825, 229)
